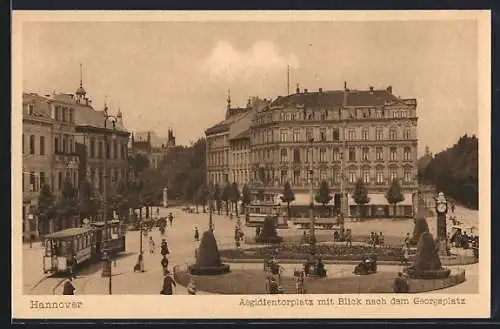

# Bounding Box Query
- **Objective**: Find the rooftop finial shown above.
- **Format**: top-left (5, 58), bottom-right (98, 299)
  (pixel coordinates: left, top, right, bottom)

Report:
top-left (227, 89), bottom-right (231, 109)
top-left (79, 63), bottom-right (83, 88)
top-left (104, 95), bottom-right (108, 113)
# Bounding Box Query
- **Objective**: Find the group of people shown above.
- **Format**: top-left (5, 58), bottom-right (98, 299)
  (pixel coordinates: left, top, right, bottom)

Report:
top-left (303, 253), bottom-right (326, 278)
top-left (369, 232), bottom-right (384, 248)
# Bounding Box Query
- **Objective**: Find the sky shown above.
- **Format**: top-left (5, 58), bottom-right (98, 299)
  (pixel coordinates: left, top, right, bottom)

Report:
top-left (22, 19), bottom-right (478, 156)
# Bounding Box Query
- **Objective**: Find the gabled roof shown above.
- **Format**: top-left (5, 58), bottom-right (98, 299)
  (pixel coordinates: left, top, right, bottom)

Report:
top-left (205, 110), bottom-right (249, 136)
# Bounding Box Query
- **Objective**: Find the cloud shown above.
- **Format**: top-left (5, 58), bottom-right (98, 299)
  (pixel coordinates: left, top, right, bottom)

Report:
top-left (202, 40), bottom-right (299, 81)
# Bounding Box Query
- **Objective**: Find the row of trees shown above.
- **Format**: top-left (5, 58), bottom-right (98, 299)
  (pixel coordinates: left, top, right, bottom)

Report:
top-left (419, 135), bottom-right (478, 209)
top-left (192, 182), bottom-right (252, 216)
top-left (279, 178), bottom-right (405, 218)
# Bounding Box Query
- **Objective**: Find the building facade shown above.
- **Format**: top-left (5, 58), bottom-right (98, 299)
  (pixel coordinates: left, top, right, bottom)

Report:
top-left (130, 129), bottom-right (176, 170)
top-left (21, 74), bottom-right (131, 238)
top-left (248, 84), bottom-right (418, 217)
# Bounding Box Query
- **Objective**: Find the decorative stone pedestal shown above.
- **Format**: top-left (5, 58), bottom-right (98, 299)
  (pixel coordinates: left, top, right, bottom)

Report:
top-left (162, 188), bottom-right (168, 208)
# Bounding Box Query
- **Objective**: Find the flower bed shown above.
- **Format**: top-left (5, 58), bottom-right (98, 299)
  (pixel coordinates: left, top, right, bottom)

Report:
top-left (220, 244), bottom-right (404, 262)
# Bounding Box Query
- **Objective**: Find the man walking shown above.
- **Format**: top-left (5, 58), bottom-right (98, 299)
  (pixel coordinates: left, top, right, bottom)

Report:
top-left (168, 212), bottom-right (174, 227)
top-left (393, 272), bottom-right (409, 293)
top-left (149, 236), bottom-right (156, 254)
top-left (62, 275), bottom-right (75, 295)
top-left (160, 270), bottom-right (177, 295)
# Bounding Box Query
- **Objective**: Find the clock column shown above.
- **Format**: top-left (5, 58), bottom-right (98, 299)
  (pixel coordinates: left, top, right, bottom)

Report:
top-left (435, 192), bottom-right (449, 256)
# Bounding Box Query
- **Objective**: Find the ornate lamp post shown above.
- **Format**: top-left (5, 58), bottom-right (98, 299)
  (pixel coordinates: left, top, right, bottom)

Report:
top-left (100, 101), bottom-right (118, 295)
top-left (308, 138), bottom-right (315, 251)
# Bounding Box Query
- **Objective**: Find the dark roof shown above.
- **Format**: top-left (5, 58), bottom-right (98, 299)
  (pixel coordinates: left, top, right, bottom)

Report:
top-left (230, 129), bottom-right (250, 140)
top-left (205, 110), bottom-right (249, 135)
top-left (271, 88), bottom-right (400, 108)
top-left (44, 227), bottom-right (94, 240)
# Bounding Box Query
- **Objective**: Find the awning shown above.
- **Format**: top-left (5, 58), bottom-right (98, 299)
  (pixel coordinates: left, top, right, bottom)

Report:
top-left (276, 193), bottom-right (335, 206)
top-left (348, 193), bottom-right (413, 206)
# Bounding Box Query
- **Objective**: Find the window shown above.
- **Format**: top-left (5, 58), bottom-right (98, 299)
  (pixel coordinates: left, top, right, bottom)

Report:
top-left (333, 148), bottom-right (341, 161)
top-left (29, 135), bottom-right (35, 154)
top-left (285, 113), bottom-right (290, 121)
top-left (376, 128), bottom-right (384, 140)
top-left (348, 147), bottom-right (356, 161)
top-left (362, 129), bottom-right (369, 141)
top-left (376, 147), bottom-right (383, 161)
top-left (280, 148), bottom-right (288, 162)
top-left (320, 169), bottom-right (328, 181)
top-left (390, 169), bottom-right (398, 182)
top-left (363, 171), bottom-right (370, 184)
top-left (293, 129), bottom-right (300, 142)
top-left (267, 130), bottom-right (273, 143)
top-left (376, 170), bottom-right (384, 184)
top-left (266, 149), bottom-right (271, 159)
top-left (390, 147), bottom-right (397, 161)
top-left (28, 104), bottom-right (34, 116)
top-left (39, 171), bottom-right (45, 186)
top-left (362, 147), bottom-right (369, 161)
top-left (69, 109), bottom-right (74, 123)
top-left (293, 170), bottom-right (301, 185)
top-left (22, 134), bottom-right (25, 154)
top-left (320, 128), bottom-right (326, 141)
top-left (113, 140), bottom-right (117, 159)
top-left (332, 129), bottom-right (339, 141)
top-left (54, 106), bottom-right (60, 121)
top-left (62, 135), bottom-right (68, 153)
top-left (280, 129), bottom-right (288, 142)
top-left (58, 172), bottom-right (63, 190)
top-left (73, 171), bottom-right (77, 187)
top-left (404, 168), bottom-right (412, 183)
top-left (403, 128), bottom-right (411, 139)
top-left (39, 136), bottom-right (45, 155)
top-left (280, 170), bottom-right (288, 183)
top-left (334, 170), bottom-right (341, 184)
top-left (293, 148), bottom-right (301, 163)
top-left (348, 171), bottom-right (357, 184)
top-left (404, 147), bottom-right (411, 161)
top-left (376, 109), bottom-right (383, 118)
top-left (98, 141), bottom-right (103, 158)
top-left (29, 172), bottom-right (36, 192)
top-left (348, 129), bottom-right (356, 141)
top-left (305, 128), bottom-right (313, 142)
top-left (62, 108), bottom-right (67, 122)
top-left (105, 142), bottom-right (110, 158)
top-left (54, 137), bottom-right (59, 153)
top-left (389, 128), bottom-right (397, 140)
top-left (90, 138), bottom-right (95, 158)
top-left (319, 148), bottom-right (327, 163)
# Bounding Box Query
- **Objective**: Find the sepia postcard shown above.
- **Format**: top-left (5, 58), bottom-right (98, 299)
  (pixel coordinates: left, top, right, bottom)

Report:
top-left (12, 10), bottom-right (491, 320)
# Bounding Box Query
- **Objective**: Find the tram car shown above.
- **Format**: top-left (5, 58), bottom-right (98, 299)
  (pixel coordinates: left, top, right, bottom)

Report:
top-left (42, 220), bottom-right (127, 274)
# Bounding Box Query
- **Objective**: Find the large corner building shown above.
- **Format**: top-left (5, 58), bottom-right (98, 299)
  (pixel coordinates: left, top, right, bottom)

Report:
top-left (205, 83), bottom-right (418, 218)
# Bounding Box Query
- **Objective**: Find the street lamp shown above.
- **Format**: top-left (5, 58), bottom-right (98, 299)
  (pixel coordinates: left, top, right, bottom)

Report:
top-left (101, 103), bottom-right (118, 295)
top-left (308, 138), bottom-right (315, 251)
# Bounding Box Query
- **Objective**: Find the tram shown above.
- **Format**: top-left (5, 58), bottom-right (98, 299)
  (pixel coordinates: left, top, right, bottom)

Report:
top-left (245, 204), bottom-right (288, 228)
top-left (42, 220), bottom-right (127, 275)
top-left (43, 227), bottom-right (95, 274)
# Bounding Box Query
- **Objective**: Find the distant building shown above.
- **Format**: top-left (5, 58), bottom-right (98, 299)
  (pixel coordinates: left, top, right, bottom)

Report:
top-left (130, 129), bottom-right (176, 170)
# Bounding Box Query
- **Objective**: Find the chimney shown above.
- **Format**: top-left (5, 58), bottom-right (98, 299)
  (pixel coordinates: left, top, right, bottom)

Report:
top-left (387, 85), bottom-right (392, 94)
top-left (344, 81), bottom-right (347, 90)
top-left (296, 83), bottom-right (300, 94)
top-left (369, 86), bottom-right (374, 92)
top-left (304, 88), bottom-right (308, 93)
top-left (319, 88), bottom-right (323, 93)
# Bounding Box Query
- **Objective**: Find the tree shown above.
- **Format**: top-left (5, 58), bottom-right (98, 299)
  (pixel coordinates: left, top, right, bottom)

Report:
top-left (194, 183), bottom-right (208, 213)
top-left (352, 178), bottom-right (370, 218)
top-left (213, 183), bottom-right (222, 215)
top-left (241, 184), bottom-right (251, 214)
top-left (280, 182), bottom-right (295, 218)
top-left (114, 180), bottom-right (130, 221)
top-left (57, 177), bottom-right (79, 230)
top-left (129, 153), bottom-right (150, 178)
top-left (315, 180), bottom-right (333, 212)
top-left (230, 182), bottom-right (241, 216)
top-left (221, 183), bottom-right (231, 216)
top-left (386, 179), bottom-right (405, 218)
top-left (37, 183), bottom-right (55, 234)
top-left (78, 179), bottom-right (100, 223)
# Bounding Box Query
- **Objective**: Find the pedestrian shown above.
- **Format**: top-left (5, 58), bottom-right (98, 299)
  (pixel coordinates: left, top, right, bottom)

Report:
top-left (161, 255), bottom-right (169, 275)
top-left (161, 239), bottom-right (170, 257)
top-left (295, 271), bottom-right (305, 294)
top-left (62, 275), bottom-right (75, 295)
top-left (187, 278), bottom-right (197, 295)
top-left (345, 229), bottom-right (353, 248)
top-left (194, 226), bottom-right (200, 242)
top-left (267, 276), bottom-right (280, 294)
top-left (401, 244), bottom-right (409, 265)
top-left (393, 272), bottom-right (409, 293)
top-left (149, 236), bottom-right (156, 254)
top-left (160, 270), bottom-right (177, 295)
top-left (379, 232), bottom-right (384, 247)
top-left (404, 233), bottom-right (411, 248)
top-left (168, 212), bottom-right (174, 227)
